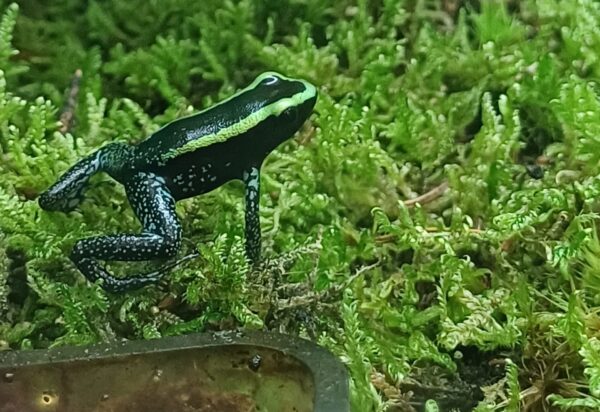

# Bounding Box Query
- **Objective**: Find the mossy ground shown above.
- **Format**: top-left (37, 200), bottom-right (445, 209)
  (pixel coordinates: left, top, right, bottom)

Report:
top-left (1, 1), bottom-right (600, 411)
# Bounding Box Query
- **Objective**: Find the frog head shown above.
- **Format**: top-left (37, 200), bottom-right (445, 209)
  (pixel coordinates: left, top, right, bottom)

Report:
top-left (241, 71), bottom-right (317, 152)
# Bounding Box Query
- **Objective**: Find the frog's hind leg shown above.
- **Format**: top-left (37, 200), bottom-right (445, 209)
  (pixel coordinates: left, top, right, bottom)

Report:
top-left (70, 172), bottom-right (182, 293)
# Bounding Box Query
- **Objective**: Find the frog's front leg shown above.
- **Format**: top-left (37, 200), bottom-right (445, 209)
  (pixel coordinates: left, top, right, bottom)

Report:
top-left (243, 165), bottom-right (261, 263)
top-left (39, 143), bottom-right (128, 212)
top-left (70, 172), bottom-right (182, 292)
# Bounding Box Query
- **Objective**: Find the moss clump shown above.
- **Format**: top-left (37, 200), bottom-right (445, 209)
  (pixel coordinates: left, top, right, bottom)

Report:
top-left (1, 1), bottom-right (600, 410)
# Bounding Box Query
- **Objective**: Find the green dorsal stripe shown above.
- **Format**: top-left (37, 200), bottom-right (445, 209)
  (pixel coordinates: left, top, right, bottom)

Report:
top-left (161, 77), bottom-right (316, 161)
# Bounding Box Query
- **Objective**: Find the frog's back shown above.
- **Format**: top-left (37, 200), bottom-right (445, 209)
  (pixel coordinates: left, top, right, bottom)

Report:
top-left (133, 106), bottom-right (246, 166)
top-left (133, 72), bottom-right (315, 167)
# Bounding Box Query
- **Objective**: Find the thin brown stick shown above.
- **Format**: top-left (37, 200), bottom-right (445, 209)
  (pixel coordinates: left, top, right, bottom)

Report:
top-left (403, 181), bottom-right (449, 207)
top-left (375, 227), bottom-right (482, 244)
top-left (273, 261), bottom-right (380, 313)
top-left (59, 69), bottom-right (83, 133)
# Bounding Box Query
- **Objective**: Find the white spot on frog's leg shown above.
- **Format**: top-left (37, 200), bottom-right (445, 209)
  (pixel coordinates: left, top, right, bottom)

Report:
top-left (246, 169), bottom-right (260, 191)
top-left (243, 166), bottom-right (260, 188)
top-left (210, 176), bottom-right (217, 182)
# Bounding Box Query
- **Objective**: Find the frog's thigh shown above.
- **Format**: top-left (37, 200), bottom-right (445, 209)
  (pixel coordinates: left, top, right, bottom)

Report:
top-left (125, 171), bottom-right (182, 247)
top-left (71, 172), bottom-right (182, 263)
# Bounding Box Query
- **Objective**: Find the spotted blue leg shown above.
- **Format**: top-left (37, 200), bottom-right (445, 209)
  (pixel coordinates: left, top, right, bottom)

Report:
top-left (243, 166), bottom-right (261, 263)
top-left (39, 143), bottom-right (130, 212)
top-left (70, 172), bottom-right (182, 292)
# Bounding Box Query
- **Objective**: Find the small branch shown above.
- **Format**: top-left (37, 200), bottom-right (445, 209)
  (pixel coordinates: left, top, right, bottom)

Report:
top-left (337, 261), bottom-right (380, 291)
top-left (276, 291), bottom-right (326, 311)
top-left (376, 227), bottom-right (482, 244)
top-left (273, 261), bottom-right (380, 313)
top-left (403, 181), bottom-right (449, 207)
top-left (59, 69), bottom-right (83, 134)
top-left (375, 234), bottom-right (396, 244)
top-left (297, 121), bottom-right (316, 145)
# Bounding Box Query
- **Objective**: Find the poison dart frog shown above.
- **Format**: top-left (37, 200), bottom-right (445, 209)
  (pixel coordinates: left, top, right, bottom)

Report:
top-left (39, 72), bottom-right (317, 292)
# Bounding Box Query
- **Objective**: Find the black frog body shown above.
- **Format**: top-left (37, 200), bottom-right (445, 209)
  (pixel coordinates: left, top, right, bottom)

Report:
top-left (39, 72), bottom-right (317, 292)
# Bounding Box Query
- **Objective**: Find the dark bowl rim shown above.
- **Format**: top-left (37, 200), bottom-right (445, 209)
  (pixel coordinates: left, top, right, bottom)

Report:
top-left (0, 330), bottom-right (349, 412)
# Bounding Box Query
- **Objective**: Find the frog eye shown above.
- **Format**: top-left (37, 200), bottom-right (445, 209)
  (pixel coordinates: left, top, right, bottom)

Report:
top-left (261, 74), bottom-right (280, 86)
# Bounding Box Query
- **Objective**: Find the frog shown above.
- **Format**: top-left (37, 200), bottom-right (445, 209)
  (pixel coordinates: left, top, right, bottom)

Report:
top-left (39, 72), bottom-right (317, 293)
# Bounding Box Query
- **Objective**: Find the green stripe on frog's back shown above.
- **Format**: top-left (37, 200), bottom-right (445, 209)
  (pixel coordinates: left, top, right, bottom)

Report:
top-left (155, 72), bottom-right (316, 163)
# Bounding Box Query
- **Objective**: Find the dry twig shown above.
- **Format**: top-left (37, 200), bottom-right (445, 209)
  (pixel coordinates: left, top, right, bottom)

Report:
top-left (59, 69), bottom-right (83, 133)
top-left (403, 181), bottom-right (449, 207)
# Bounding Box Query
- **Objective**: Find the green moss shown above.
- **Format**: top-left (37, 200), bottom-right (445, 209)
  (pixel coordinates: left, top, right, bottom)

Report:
top-left (1, 1), bottom-right (600, 410)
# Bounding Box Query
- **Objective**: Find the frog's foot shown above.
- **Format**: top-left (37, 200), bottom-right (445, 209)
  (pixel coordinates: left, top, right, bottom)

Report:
top-left (153, 252), bottom-right (201, 291)
top-left (73, 257), bottom-right (164, 292)
top-left (71, 233), bottom-right (181, 293)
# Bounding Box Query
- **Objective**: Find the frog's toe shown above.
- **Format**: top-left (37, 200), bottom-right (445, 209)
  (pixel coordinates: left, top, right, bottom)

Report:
top-left (38, 191), bottom-right (58, 211)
